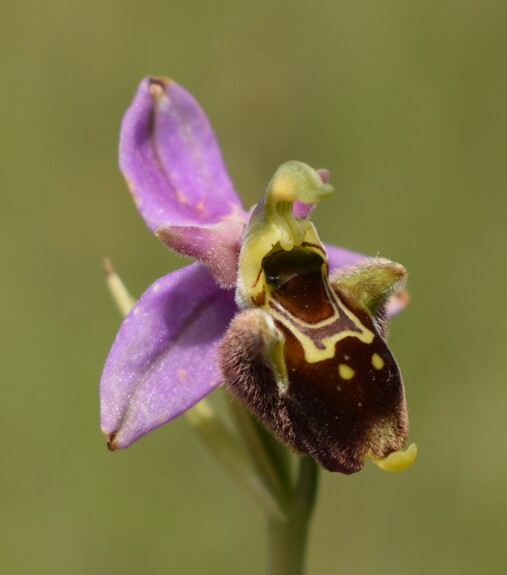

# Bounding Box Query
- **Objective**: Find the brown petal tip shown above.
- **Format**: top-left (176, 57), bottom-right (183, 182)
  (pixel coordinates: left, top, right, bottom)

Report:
top-left (105, 430), bottom-right (118, 452)
top-left (149, 77), bottom-right (173, 99)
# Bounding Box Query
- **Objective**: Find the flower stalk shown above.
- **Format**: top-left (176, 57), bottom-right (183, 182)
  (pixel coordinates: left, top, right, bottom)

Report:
top-left (268, 456), bottom-right (319, 575)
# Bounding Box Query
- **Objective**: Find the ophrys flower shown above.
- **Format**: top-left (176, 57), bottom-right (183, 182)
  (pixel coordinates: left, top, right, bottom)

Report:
top-left (100, 77), bottom-right (415, 474)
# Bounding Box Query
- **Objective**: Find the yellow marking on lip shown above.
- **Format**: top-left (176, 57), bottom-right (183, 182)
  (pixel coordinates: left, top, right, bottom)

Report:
top-left (196, 201), bottom-right (204, 211)
top-left (269, 303), bottom-right (375, 363)
top-left (264, 274), bottom-right (375, 364)
top-left (338, 364), bottom-right (355, 380)
top-left (371, 353), bottom-right (385, 370)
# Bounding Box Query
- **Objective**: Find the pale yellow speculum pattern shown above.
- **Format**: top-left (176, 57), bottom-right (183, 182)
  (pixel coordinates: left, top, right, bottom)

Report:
top-left (265, 276), bottom-right (375, 364)
top-left (371, 353), bottom-right (385, 370)
top-left (338, 364), bottom-right (355, 380)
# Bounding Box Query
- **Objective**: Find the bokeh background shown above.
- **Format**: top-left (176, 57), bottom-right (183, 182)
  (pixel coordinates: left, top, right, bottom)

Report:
top-left (2, 1), bottom-right (506, 573)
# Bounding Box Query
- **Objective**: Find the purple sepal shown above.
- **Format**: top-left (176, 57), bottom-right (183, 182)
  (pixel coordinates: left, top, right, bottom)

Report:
top-left (156, 220), bottom-right (245, 289)
top-left (325, 243), bottom-right (366, 270)
top-left (385, 288), bottom-right (410, 317)
top-left (119, 77), bottom-right (247, 231)
top-left (100, 263), bottom-right (236, 449)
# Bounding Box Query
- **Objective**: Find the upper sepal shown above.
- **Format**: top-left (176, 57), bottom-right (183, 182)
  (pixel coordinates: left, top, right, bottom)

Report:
top-left (119, 77), bottom-right (247, 231)
top-left (100, 263), bottom-right (236, 450)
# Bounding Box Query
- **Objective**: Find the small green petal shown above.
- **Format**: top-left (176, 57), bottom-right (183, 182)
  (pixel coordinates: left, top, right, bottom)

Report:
top-left (330, 257), bottom-right (407, 317)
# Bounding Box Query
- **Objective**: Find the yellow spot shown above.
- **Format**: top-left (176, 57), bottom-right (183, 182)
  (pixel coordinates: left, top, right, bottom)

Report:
top-left (371, 443), bottom-right (417, 472)
top-left (371, 353), bottom-right (385, 370)
top-left (196, 201), bottom-right (204, 211)
top-left (178, 368), bottom-right (187, 382)
top-left (338, 364), bottom-right (355, 380)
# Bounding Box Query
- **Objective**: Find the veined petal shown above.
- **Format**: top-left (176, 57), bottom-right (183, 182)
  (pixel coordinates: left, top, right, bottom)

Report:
top-left (100, 263), bottom-right (236, 449)
top-left (119, 77), bottom-right (247, 230)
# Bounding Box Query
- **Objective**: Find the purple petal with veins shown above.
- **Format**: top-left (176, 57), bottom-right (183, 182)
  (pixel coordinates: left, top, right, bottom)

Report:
top-left (100, 263), bottom-right (236, 450)
top-left (119, 77), bottom-right (247, 231)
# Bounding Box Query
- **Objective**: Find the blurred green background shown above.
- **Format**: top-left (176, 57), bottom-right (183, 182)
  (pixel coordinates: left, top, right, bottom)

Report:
top-left (2, 0), bottom-right (506, 573)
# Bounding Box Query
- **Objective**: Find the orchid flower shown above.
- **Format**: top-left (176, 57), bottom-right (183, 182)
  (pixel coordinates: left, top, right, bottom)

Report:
top-left (100, 77), bottom-right (415, 475)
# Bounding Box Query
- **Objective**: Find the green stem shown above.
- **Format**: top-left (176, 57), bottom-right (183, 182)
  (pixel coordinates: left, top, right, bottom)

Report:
top-left (268, 456), bottom-right (319, 575)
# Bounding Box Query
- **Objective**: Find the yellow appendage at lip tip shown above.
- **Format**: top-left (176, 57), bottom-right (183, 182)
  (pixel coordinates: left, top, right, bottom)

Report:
top-left (371, 443), bottom-right (417, 472)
